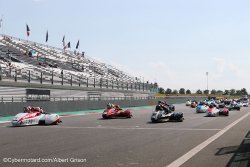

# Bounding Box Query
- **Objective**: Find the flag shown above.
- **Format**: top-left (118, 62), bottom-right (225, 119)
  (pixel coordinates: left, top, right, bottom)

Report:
top-left (26, 24), bottom-right (30, 36)
top-left (64, 42), bottom-right (71, 49)
top-left (46, 30), bottom-right (48, 42)
top-left (76, 40), bottom-right (79, 49)
top-left (62, 35), bottom-right (65, 47)
top-left (0, 18), bottom-right (2, 29)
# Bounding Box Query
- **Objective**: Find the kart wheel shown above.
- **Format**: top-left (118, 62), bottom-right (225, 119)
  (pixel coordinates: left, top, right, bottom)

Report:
top-left (151, 119), bottom-right (157, 123)
top-left (38, 120), bottom-right (46, 125)
top-left (178, 118), bottom-right (184, 122)
top-left (102, 115), bottom-right (108, 119)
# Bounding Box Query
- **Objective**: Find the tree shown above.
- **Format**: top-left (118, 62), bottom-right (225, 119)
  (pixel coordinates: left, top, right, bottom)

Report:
top-left (196, 89), bottom-right (202, 94)
top-left (172, 89), bottom-right (178, 94)
top-left (186, 89), bottom-right (191, 94)
top-left (211, 89), bottom-right (216, 95)
top-left (158, 87), bottom-right (165, 94)
top-left (216, 90), bottom-right (223, 95)
top-left (224, 90), bottom-right (230, 95)
top-left (165, 88), bottom-right (172, 94)
top-left (230, 89), bottom-right (236, 95)
top-left (241, 88), bottom-right (248, 95)
top-left (203, 90), bottom-right (209, 94)
top-left (236, 90), bottom-right (241, 95)
top-left (179, 88), bottom-right (185, 94)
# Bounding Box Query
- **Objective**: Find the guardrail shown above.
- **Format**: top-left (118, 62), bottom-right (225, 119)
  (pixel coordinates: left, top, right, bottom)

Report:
top-left (0, 96), bottom-right (207, 116)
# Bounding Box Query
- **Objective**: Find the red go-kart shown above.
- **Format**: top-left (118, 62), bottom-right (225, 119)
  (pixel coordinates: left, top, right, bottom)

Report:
top-left (102, 108), bottom-right (132, 119)
top-left (219, 107), bottom-right (229, 116)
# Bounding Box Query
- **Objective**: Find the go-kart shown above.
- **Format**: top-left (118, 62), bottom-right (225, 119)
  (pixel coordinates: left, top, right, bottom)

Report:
top-left (205, 106), bottom-right (220, 117)
top-left (102, 108), bottom-right (132, 119)
top-left (205, 106), bottom-right (229, 117)
top-left (12, 111), bottom-right (62, 126)
top-left (219, 108), bottom-right (229, 116)
top-left (168, 104), bottom-right (175, 111)
top-left (151, 110), bottom-right (184, 123)
top-left (186, 100), bottom-right (191, 106)
top-left (242, 101), bottom-right (249, 107)
top-left (196, 103), bottom-right (209, 113)
top-left (191, 101), bottom-right (198, 108)
top-left (226, 104), bottom-right (241, 111)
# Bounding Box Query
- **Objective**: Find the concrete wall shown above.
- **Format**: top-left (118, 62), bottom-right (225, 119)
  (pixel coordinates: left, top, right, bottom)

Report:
top-left (0, 96), bottom-right (206, 116)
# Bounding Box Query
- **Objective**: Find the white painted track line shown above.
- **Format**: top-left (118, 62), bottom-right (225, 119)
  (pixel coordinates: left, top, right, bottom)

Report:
top-left (166, 111), bottom-right (250, 167)
top-left (25, 126), bottom-right (221, 131)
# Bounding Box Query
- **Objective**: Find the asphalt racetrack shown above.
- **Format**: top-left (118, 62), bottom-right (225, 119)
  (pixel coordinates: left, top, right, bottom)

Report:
top-left (1, 104), bottom-right (250, 167)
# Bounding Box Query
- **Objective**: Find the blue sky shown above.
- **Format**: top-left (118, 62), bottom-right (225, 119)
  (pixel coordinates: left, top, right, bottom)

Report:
top-left (1, 0), bottom-right (250, 92)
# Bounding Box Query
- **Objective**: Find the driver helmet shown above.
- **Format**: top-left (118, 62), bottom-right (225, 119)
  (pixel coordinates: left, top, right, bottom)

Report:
top-left (209, 104), bottom-right (214, 108)
top-left (158, 101), bottom-right (163, 104)
top-left (107, 103), bottom-right (113, 109)
top-left (24, 106), bottom-right (31, 112)
top-left (39, 107), bottom-right (43, 112)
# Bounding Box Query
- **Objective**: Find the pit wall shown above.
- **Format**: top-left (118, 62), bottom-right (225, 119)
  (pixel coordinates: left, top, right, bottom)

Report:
top-left (0, 96), bottom-right (206, 116)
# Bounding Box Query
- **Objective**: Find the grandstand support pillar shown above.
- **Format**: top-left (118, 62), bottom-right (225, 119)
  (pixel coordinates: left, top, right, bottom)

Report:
top-left (127, 83), bottom-right (129, 90)
top-left (40, 72), bottom-right (43, 84)
top-left (139, 82), bottom-right (141, 91)
top-left (117, 80), bottom-right (119, 89)
top-left (14, 69), bottom-right (17, 82)
top-left (100, 78), bottom-right (102, 88)
top-left (112, 80), bottom-right (113, 89)
top-left (28, 70), bottom-right (30, 83)
top-left (79, 76), bottom-right (81, 87)
top-left (131, 83), bottom-right (133, 90)
top-left (0, 66), bottom-right (2, 81)
top-left (70, 75), bottom-right (72, 86)
top-left (86, 78), bottom-right (89, 87)
top-left (9, 67), bottom-right (11, 78)
top-left (106, 79), bottom-right (108, 88)
top-left (51, 71), bottom-right (54, 85)
top-left (61, 70), bottom-right (64, 85)
top-left (143, 82), bottom-right (144, 91)
top-left (94, 78), bottom-right (96, 88)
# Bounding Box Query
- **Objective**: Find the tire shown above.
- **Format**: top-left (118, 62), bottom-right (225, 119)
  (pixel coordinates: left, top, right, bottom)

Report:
top-left (102, 114), bottom-right (108, 119)
top-left (127, 115), bottom-right (132, 118)
top-left (38, 120), bottom-right (45, 125)
top-left (151, 119), bottom-right (158, 123)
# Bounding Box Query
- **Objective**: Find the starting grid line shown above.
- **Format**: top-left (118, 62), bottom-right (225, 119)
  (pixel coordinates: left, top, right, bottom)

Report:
top-left (27, 126), bottom-right (221, 131)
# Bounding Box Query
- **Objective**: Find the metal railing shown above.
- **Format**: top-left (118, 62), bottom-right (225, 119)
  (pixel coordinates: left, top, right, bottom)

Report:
top-left (0, 96), bottom-right (160, 103)
top-left (0, 66), bottom-right (155, 92)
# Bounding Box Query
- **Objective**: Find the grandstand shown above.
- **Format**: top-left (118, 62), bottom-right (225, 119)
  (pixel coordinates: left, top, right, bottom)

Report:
top-left (0, 34), bottom-right (156, 94)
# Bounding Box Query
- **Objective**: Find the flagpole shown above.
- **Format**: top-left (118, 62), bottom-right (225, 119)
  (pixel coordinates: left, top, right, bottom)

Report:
top-left (46, 30), bottom-right (48, 48)
top-left (26, 23), bottom-right (28, 42)
top-left (1, 14), bottom-right (4, 35)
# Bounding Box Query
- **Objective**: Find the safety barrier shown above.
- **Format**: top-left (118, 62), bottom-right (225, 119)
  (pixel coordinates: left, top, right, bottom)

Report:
top-left (0, 96), bottom-right (206, 116)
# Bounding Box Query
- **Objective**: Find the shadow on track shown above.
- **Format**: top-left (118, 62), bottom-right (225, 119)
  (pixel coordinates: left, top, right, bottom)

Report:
top-left (218, 130), bottom-right (250, 167)
top-left (97, 118), bottom-right (132, 120)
